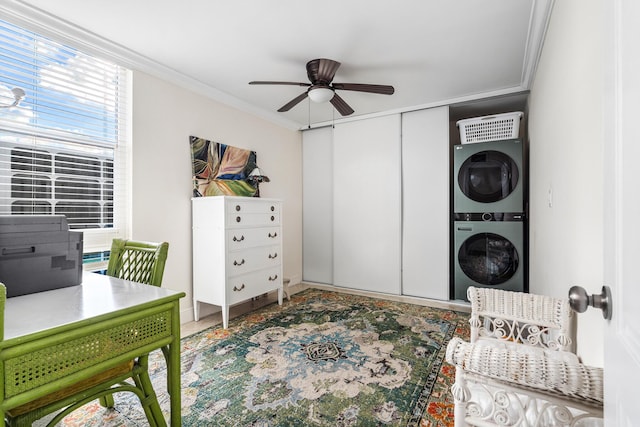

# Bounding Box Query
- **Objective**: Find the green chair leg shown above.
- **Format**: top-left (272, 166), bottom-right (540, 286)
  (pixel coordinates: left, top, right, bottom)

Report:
top-left (99, 393), bottom-right (115, 408)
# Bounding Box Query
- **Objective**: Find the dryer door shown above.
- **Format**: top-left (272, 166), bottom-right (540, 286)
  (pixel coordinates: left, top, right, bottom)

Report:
top-left (458, 151), bottom-right (519, 204)
top-left (453, 139), bottom-right (524, 214)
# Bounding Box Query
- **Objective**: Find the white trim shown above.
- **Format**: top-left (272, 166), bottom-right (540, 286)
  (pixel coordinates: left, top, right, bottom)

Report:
top-left (0, 0), bottom-right (550, 133)
top-left (521, 0), bottom-right (556, 89)
top-left (0, 0), bottom-right (301, 131)
top-left (83, 260), bottom-right (108, 272)
top-left (304, 86), bottom-right (528, 130)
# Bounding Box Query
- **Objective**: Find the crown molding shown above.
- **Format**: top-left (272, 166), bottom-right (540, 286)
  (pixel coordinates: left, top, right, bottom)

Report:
top-left (521, 0), bottom-right (556, 89)
top-left (0, 0), bottom-right (301, 130)
top-left (1, 0), bottom-right (549, 132)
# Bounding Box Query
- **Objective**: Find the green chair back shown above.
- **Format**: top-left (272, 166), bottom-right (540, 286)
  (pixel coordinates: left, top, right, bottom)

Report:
top-left (106, 239), bottom-right (169, 287)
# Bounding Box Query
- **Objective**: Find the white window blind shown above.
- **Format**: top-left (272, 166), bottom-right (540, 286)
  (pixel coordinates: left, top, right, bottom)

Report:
top-left (0, 19), bottom-right (130, 253)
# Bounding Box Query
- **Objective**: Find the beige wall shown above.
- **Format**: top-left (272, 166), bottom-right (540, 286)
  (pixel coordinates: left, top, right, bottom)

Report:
top-left (528, 0), bottom-right (604, 366)
top-left (131, 70), bottom-right (302, 322)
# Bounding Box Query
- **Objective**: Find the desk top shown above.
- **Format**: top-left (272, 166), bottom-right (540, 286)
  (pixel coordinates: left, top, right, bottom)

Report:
top-left (5, 271), bottom-right (185, 340)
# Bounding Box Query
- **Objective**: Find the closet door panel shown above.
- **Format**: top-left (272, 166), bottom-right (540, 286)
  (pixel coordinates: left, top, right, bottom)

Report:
top-left (302, 126), bottom-right (333, 283)
top-left (333, 115), bottom-right (401, 294)
top-left (401, 106), bottom-right (450, 299)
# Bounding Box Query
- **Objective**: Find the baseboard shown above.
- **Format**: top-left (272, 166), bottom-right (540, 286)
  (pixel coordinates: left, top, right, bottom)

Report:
top-left (299, 281), bottom-right (470, 312)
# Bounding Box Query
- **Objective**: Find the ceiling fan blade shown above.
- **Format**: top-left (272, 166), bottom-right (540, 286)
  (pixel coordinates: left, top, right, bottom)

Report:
top-left (249, 81), bottom-right (310, 87)
top-left (330, 93), bottom-right (354, 116)
top-left (277, 92), bottom-right (308, 112)
top-left (306, 58), bottom-right (341, 84)
top-left (332, 83), bottom-right (395, 95)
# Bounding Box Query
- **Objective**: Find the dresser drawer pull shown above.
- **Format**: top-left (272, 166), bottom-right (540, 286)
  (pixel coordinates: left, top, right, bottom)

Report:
top-left (232, 235), bottom-right (245, 242)
top-left (236, 216), bottom-right (242, 223)
top-left (268, 232), bottom-right (278, 238)
top-left (268, 274), bottom-right (278, 281)
top-left (268, 252), bottom-right (278, 259)
top-left (270, 205), bottom-right (275, 211)
top-left (270, 216), bottom-right (275, 221)
top-left (233, 284), bottom-right (245, 292)
top-left (235, 205), bottom-right (241, 211)
top-left (233, 259), bottom-right (245, 266)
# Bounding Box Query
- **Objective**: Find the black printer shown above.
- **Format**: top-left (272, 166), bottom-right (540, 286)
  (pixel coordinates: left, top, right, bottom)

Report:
top-left (0, 215), bottom-right (83, 297)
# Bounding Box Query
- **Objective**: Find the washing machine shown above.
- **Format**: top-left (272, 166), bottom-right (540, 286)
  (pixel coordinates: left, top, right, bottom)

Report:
top-left (453, 216), bottom-right (524, 300)
top-left (453, 139), bottom-right (524, 214)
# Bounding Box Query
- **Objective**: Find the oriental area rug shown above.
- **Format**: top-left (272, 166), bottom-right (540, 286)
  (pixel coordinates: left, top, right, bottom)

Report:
top-left (42, 288), bottom-right (470, 427)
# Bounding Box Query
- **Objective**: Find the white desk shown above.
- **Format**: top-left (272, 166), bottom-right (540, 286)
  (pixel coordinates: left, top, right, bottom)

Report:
top-left (1, 272), bottom-right (185, 426)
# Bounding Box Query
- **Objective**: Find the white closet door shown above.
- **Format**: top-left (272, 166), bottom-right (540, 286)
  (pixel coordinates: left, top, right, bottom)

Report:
top-left (401, 106), bottom-right (450, 299)
top-left (302, 126), bottom-right (333, 284)
top-left (333, 115), bottom-right (401, 294)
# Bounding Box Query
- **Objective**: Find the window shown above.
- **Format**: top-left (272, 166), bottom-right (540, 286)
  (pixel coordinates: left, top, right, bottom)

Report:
top-left (0, 19), bottom-right (130, 255)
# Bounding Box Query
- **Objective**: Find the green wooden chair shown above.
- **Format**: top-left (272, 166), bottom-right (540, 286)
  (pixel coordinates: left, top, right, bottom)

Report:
top-left (0, 281), bottom-right (166, 427)
top-left (101, 239), bottom-right (171, 407)
top-left (107, 239), bottom-right (169, 288)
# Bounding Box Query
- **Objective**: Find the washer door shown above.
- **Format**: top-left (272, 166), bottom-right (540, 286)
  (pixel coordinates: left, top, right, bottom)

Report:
top-left (457, 150), bottom-right (519, 204)
top-left (458, 232), bottom-right (519, 285)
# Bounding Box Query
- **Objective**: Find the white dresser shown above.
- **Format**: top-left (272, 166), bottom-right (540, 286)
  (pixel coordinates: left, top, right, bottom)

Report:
top-left (192, 196), bottom-right (283, 328)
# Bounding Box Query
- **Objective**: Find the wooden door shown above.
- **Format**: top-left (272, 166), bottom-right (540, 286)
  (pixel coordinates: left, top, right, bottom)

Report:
top-left (602, 0), bottom-right (640, 422)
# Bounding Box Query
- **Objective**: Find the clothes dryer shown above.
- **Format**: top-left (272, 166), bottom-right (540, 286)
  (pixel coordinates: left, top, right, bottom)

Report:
top-left (453, 139), bottom-right (524, 214)
top-left (453, 216), bottom-right (524, 300)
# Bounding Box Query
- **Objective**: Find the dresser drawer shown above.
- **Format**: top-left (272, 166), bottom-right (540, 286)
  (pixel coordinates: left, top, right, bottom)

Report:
top-left (227, 227), bottom-right (281, 250)
top-left (227, 268), bottom-right (281, 305)
top-left (227, 212), bottom-right (280, 228)
top-left (226, 199), bottom-right (280, 215)
top-left (226, 245), bottom-right (281, 275)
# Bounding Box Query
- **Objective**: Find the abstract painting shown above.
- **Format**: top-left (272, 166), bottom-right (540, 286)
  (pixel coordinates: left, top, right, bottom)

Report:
top-left (190, 135), bottom-right (258, 197)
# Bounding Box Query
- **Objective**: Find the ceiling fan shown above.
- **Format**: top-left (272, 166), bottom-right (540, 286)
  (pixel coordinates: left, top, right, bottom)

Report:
top-left (249, 58), bottom-right (394, 116)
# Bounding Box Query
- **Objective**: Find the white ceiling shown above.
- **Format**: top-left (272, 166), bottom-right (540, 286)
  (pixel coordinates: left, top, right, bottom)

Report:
top-left (3, 0), bottom-right (553, 129)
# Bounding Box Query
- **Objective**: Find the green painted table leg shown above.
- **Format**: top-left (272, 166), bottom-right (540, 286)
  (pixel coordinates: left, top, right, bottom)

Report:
top-left (169, 302), bottom-right (182, 426)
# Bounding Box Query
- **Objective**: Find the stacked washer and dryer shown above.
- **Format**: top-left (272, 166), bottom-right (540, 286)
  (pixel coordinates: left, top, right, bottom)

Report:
top-left (452, 112), bottom-right (527, 300)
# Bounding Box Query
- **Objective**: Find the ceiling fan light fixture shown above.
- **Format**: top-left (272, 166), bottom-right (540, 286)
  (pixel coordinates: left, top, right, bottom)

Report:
top-left (249, 58), bottom-right (393, 116)
top-left (308, 87), bottom-right (334, 103)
